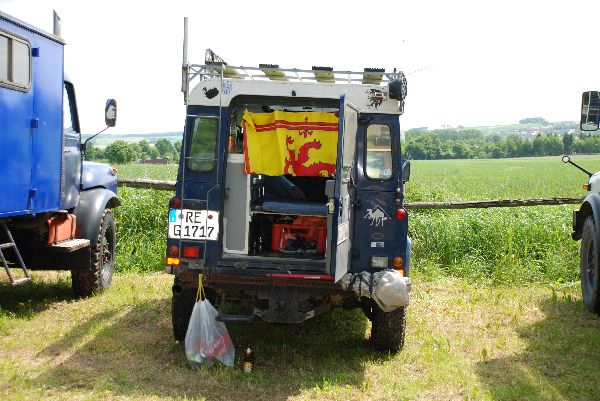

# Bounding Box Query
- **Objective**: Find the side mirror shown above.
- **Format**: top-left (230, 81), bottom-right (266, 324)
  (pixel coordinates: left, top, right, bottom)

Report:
top-left (402, 159), bottom-right (411, 183)
top-left (581, 91), bottom-right (600, 131)
top-left (105, 99), bottom-right (117, 127)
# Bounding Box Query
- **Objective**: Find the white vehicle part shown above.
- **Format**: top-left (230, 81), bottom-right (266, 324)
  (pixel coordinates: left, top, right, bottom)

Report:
top-left (340, 269), bottom-right (411, 312)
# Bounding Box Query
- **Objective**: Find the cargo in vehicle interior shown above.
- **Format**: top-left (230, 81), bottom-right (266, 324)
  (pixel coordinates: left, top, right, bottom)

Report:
top-left (168, 27), bottom-right (411, 352)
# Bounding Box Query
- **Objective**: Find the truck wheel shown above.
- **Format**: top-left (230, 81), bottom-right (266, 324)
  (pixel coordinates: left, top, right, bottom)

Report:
top-left (72, 209), bottom-right (115, 297)
top-left (369, 305), bottom-right (406, 352)
top-left (580, 216), bottom-right (600, 313)
top-left (172, 285), bottom-right (216, 342)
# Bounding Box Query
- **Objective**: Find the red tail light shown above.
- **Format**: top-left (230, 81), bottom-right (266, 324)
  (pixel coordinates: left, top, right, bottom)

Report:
top-left (182, 246), bottom-right (200, 258)
top-left (395, 208), bottom-right (407, 220)
top-left (169, 197), bottom-right (182, 209)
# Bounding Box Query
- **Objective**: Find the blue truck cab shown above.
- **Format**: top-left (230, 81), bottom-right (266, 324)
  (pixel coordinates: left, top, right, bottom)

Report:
top-left (167, 37), bottom-right (411, 351)
top-left (0, 11), bottom-right (119, 296)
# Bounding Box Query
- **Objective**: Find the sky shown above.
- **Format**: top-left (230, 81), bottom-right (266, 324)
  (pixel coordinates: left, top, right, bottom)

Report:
top-left (2, 0), bottom-right (600, 135)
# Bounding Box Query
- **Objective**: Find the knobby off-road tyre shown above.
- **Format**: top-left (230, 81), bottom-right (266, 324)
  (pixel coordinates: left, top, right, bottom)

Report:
top-left (72, 209), bottom-right (115, 297)
top-left (580, 216), bottom-right (600, 314)
top-left (172, 287), bottom-right (196, 342)
top-left (369, 305), bottom-right (406, 352)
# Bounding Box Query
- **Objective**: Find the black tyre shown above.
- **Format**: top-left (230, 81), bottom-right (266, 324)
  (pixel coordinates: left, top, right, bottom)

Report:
top-left (172, 285), bottom-right (217, 342)
top-left (172, 286), bottom-right (196, 342)
top-left (580, 216), bottom-right (600, 314)
top-left (366, 302), bottom-right (406, 352)
top-left (72, 209), bottom-right (115, 297)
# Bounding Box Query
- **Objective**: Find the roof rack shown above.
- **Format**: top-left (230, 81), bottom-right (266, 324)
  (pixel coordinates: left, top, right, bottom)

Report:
top-left (186, 63), bottom-right (403, 85)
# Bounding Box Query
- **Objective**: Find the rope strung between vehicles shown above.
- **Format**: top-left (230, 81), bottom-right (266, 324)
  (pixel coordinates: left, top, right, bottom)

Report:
top-left (118, 178), bottom-right (585, 210)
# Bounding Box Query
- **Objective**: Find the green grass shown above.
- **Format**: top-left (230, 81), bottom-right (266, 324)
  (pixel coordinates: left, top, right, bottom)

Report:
top-left (111, 156), bottom-right (597, 284)
top-left (1, 273), bottom-right (599, 401)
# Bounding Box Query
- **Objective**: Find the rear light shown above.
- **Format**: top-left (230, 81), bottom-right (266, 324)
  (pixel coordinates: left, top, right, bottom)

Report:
top-left (183, 246), bottom-right (200, 258)
top-left (584, 184), bottom-right (591, 191)
top-left (169, 197), bottom-right (182, 209)
top-left (393, 257), bottom-right (404, 268)
top-left (371, 256), bottom-right (388, 268)
top-left (166, 257), bottom-right (180, 266)
top-left (168, 245), bottom-right (179, 256)
top-left (395, 208), bottom-right (407, 220)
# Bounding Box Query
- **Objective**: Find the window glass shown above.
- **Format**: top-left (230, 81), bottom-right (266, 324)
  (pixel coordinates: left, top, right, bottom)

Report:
top-left (188, 117), bottom-right (218, 172)
top-left (63, 86), bottom-right (74, 133)
top-left (0, 36), bottom-right (8, 81)
top-left (12, 40), bottom-right (30, 86)
top-left (365, 124), bottom-right (393, 180)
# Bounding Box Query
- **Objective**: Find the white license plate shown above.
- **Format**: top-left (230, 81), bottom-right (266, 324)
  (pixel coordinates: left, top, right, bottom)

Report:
top-left (168, 209), bottom-right (219, 241)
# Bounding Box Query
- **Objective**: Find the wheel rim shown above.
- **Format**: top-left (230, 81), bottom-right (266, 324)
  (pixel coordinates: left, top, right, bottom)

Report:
top-left (585, 238), bottom-right (596, 293)
top-left (100, 221), bottom-right (115, 283)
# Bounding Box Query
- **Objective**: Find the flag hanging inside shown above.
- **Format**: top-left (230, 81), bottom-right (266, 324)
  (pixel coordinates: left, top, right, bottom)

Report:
top-left (243, 110), bottom-right (339, 177)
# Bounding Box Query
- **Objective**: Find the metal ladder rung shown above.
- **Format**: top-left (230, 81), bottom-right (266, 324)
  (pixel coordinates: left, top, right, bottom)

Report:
top-left (0, 221), bottom-right (31, 286)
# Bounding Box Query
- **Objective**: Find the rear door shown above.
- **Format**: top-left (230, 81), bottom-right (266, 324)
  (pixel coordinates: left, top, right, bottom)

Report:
top-left (327, 96), bottom-right (358, 282)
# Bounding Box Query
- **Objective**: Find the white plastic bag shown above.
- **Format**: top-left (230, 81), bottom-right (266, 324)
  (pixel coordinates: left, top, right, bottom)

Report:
top-left (185, 299), bottom-right (235, 367)
top-left (340, 269), bottom-right (411, 312)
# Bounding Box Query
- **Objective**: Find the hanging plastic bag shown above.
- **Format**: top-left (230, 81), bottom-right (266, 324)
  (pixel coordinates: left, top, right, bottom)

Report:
top-left (185, 276), bottom-right (235, 367)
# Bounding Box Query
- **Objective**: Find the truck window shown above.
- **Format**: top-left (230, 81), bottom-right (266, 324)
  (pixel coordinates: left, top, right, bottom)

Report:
top-left (0, 36), bottom-right (7, 81)
top-left (0, 32), bottom-right (31, 90)
top-left (188, 116), bottom-right (218, 172)
top-left (63, 86), bottom-right (74, 133)
top-left (365, 124), bottom-right (393, 180)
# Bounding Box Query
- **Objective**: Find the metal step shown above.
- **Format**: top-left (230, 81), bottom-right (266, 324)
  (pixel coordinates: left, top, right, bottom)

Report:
top-left (49, 238), bottom-right (90, 252)
top-left (215, 314), bottom-right (255, 323)
top-left (11, 277), bottom-right (32, 286)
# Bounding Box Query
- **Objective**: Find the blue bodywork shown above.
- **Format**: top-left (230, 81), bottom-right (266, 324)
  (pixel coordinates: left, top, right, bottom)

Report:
top-left (170, 97), bottom-right (410, 279)
top-left (0, 12), bottom-right (117, 219)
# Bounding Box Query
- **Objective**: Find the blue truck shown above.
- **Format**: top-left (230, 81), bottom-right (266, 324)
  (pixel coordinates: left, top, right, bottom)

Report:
top-left (0, 11), bottom-right (119, 296)
top-left (167, 25), bottom-right (412, 352)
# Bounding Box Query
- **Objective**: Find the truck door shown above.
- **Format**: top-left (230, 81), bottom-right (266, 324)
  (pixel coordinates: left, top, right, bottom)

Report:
top-left (327, 96), bottom-right (358, 282)
top-left (175, 107), bottom-right (225, 264)
top-left (351, 113), bottom-right (408, 274)
top-left (0, 31), bottom-right (33, 216)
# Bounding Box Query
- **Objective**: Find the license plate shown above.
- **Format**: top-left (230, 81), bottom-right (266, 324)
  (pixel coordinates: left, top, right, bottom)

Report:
top-left (168, 209), bottom-right (219, 241)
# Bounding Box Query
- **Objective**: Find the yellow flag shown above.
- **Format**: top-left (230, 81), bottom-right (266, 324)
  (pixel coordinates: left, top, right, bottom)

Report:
top-left (243, 110), bottom-right (338, 176)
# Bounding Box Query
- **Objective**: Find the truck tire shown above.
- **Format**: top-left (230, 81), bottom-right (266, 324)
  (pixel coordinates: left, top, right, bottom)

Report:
top-left (580, 216), bottom-right (600, 313)
top-left (369, 305), bottom-right (406, 352)
top-left (172, 285), bottom-right (217, 342)
top-left (172, 287), bottom-right (196, 342)
top-left (72, 209), bottom-right (115, 297)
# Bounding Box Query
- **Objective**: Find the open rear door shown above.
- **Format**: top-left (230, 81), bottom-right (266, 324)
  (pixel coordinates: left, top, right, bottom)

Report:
top-left (327, 96), bottom-right (358, 282)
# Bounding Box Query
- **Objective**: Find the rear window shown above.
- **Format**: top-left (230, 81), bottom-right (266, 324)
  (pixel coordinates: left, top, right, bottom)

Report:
top-left (365, 124), bottom-right (393, 180)
top-left (188, 116), bottom-right (218, 172)
top-left (0, 32), bottom-right (31, 91)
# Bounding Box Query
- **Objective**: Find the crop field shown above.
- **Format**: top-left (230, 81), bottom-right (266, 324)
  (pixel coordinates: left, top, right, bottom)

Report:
top-left (2, 156), bottom-right (600, 400)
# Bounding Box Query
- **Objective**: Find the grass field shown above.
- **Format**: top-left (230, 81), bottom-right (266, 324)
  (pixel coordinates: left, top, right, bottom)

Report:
top-left (2, 156), bottom-right (600, 400)
top-left (1, 273), bottom-right (599, 401)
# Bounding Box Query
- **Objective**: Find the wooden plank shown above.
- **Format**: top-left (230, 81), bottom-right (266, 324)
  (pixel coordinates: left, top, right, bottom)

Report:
top-left (118, 178), bottom-right (176, 191)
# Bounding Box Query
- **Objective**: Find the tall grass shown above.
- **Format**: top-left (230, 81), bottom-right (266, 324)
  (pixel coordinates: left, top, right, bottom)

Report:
top-left (111, 156), bottom-right (598, 283)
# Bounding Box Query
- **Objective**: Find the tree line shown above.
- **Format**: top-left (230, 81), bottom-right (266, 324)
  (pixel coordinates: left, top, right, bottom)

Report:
top-left (403, 129), bottom-right (598, 160)
top-left (85, 139), bottom-right (181, 164)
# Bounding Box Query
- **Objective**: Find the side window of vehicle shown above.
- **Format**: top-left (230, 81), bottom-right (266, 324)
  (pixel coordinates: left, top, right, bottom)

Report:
top-left (63, 86), bottom-right (74, 133)
top-left (0, 32), bottom-right (31, 90)
top-left (188, 116), bottom-right (218, 172)
top-left (365, 124), bottom-right (393, 180)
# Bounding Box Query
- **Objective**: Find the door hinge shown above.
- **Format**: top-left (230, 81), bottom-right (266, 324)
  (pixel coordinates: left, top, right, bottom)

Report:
top-left (31, 118), bottom-right (39, 128)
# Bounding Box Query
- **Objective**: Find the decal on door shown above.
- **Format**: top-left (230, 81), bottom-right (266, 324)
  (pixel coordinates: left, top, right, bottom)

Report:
top-left (364, 205), bottom-right (390, 227)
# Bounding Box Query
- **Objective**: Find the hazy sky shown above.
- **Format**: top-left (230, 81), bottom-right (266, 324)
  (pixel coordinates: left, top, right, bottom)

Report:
top-left (2, 0), bottom-right (599, 135)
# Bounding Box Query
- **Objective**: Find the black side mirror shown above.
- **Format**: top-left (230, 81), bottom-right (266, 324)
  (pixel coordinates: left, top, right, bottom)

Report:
top-left (402, 159), bottom-right (411, 183)
top-left (105, 99), bottom-right (117, 127)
